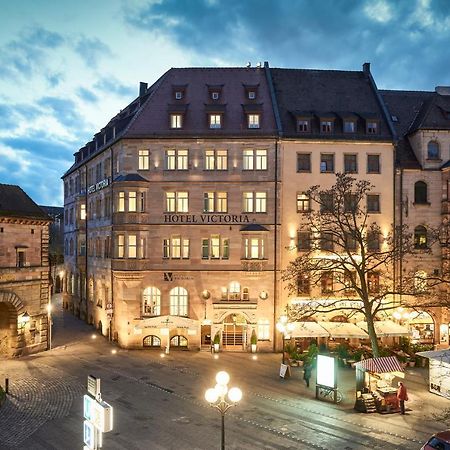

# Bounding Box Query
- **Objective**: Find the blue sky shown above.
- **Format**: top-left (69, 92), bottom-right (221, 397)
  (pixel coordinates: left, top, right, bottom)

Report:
top-left (1, 0), bottom-right (449, 206)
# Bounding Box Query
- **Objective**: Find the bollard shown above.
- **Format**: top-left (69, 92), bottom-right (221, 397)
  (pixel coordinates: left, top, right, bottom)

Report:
top-left (5, 378), bottom-right (9, 394)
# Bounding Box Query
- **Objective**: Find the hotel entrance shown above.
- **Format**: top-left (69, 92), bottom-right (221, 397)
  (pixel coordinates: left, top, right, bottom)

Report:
top-left (222, 313), bottom-right (247, 351)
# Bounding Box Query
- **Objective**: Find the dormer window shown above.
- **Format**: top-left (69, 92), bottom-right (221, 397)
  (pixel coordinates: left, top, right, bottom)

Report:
top-left (209, 114), bottom-right (222, 129)
top-left (211, 91), bottom-right (220, 100)
top-left (367, 121), bottom-right (378, 134)
top-left (170, 114), bottom-right (183, 129)
top-left (427, 141), bottom-right (440, 160)
top-left (248, 91), bottom-right (256, 100)
top-left (344, 121), bottom-right (356, 133)
top-left (248, 114), bottom-right (260, 129)
top-left (298, 120), bottom-right (309, 132)
top-left (321, 121), bottom-right (333, 133)
top-left (175, 91), bottom-right (183, 100)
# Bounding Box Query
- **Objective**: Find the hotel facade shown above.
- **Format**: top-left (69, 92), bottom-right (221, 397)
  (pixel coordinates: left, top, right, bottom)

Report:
top-left (62, 63), bottom-right (450, 352)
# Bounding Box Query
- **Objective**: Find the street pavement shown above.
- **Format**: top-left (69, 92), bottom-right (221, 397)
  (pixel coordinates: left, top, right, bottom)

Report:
top-left (0, 294), bottom-right (449, 449)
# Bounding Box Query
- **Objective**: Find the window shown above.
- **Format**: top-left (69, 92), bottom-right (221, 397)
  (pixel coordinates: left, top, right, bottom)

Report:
top-left (296, 193), bottom-right (310, 212)
top-left (166, 192), bottom-right (188, 213)
top-left (143, 335), bottom-right (161, 347)
top-left (248, 91), bottom-right (256, 100)
top-left (118, 192), bottom-right (125, 212)
top-left (203, 192), bottom-right (228, 213)
top-left (243, 192), bottom-right (267, 213)
top-left (143, 287), bottom-right (161, 315)
top-left (128, 192), bottom-right (137, 212)
top-left (209, 114), bottom-right (222, 129)
top-left (321, 271), bottom-right (334, 294)
top-left (367, 272), bottom-right (380, 293)
top-left (139, 150), bottom-right (149, 170)
top-left (257, 320), bottom-right (270, 340)
top-left (202, 235), bottom-right (229, 259)
top-left (171, 335), bottom-right (188, 347)
top-left (367, 154), bottom-right (380, 174)
top-left (297, 232), bottom-right (311, 251)
top-left (243, 149), bottom-right (267, 170)
top-left (175, 91), bottom-right (183, 100)
top-left (367, 231), bottom-right (380, 252)
top-left (297, 120), bottom-right (309, 132)
top-left (344, 121), bottom-right (356, 133)
top-left (344, 194), bottom-right (357, 213)
top-left (414, 181), bottom-right (428, 204)
top-left (170, 287), bottom-right (188, 316)
top-left (414, 226), bottom-right (428, 249)
top-left (320, 154), bottom-right (334, 173)
top-left (170, 114), bottom-right (183, 129)
top-left (244, 237), bottom-right (265, 259)
top-left (117, 235), bottom-right (125, 258)
top-left (128, 235), bottom-right (137, 258)
top-left (427, 141), bottom-right (440, 159)
top-left (247, 114), bottom-right (260, 129)
top-left (165, 149), bottom-right (188, 170)
top-left (367, 194), bottom-right (380, 213)
top-left (344, 271), bottom-right (356, 295)
top-left (16, 249), bottom-right (26, 267)
top-left (140, 192), bottom-right (145, 212)
top-left (297, 153), bottom-right (311, 172)
top-left (163, 236), bottom-right (190, 259)
top-left (345, 232), bottom-right (357, 251)
top-left (320, 121), bottom-right (333, 133)
top-left (211, 91), bottom-right (219, 100)
top-left (366, 121), bottom-right (378, 134)
top-left (204, 149), bottom-right (227, 170)
top-left (320, 232), bottom-right (334, 251)
top-left (80, 204), bottom-right (86, 220)
top-left (320, 193), bottom-right (334, 213)
top-left (344, 154), bottom-right (357, 173)
top-left (69, 239), bottom-right (74, 256)
top-left (297, 274), bottom-right (310, 295)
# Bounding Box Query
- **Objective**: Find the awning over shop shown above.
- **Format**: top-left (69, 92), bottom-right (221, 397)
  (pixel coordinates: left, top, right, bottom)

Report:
top-left (357, 320), bottom-right (410, 337)
top-left (356, 356), bottom-right (404, 374)
top-left (137, 314), bottom-right (198, 329)
top-left (289, 322), bottom-right (330, 338)
top-left (417, 350), bottom-right (450, 363)
top-left (319, 321), bottom-right (369, 339)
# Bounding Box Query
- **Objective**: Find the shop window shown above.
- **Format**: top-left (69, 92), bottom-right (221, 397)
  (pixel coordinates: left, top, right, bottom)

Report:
top-left (170, 287), bottom-right (188, 316)
top-left (143, 287), bottom-right (161, 315)
top-left (170, 335), bottom-right (188, 347)
top-left (143, 335), bottom-right (161, 347)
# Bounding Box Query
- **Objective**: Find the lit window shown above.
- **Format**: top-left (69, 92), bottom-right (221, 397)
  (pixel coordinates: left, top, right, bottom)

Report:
top-left (171, 335), bottom-right (188, 347)
top-left (143, 287), bottom-right (161, 315)
top-left (258, 319), bottom-right (270, 340)
top-left (209, 114), bottom-right (222, 129)
top-left (248, 91), bottom-right (256, 100)
top-left (244, 237), bottom-right (265, 259)
top-left (414, 226), bottom-right (428, 249)
top-left (243, 149), bottom-right (254, 170)
top-left (170, 114), bottom-right (183, 129)
top-left (128, 235), bottom-right (137, 258)
top-left (175, 91), bottom-right (183, 100)
top-left (211, 91), bottom-right (219, 100)
top-left (243, 192), bottom-right (266, 213)
top-left (143, 335), bottom-right (161, 347)
top-left (202, 235), bottom-right (229, 259)
top-left (255, 149), bottom-right (267, 170)
top-left (367, 272), bottom-right (379, 293)
top-left (128, 192), bottom-right (137, 212)
top-left (170, 287), bottom-right (188, 316)
top-left (118, 192), bottom-right (125, 212)
top-left (296, 193), bottom-right (310, 212)
top-left (297, 274), bottom-right (310, 295)
top-left (248, 114), bottom-right (260, 129)
top-left (163, 236), bottom-right (189, 259)
top-left (80, 204), bottom-right (86, 220)
top-left (139, 150), bottom-right (149, 170)
top-left (203, 192), bottom-right (228, 213)
top-left (205, 149), bottom-right (228, 170)
top-left (166, 192), bottom-right (188, 213)
top-left (117, 235), bottom-right (125, 258)
top-left (165, 149), bottom-right (188, 170)
top-left (203, 192), bottom-right (215, 213)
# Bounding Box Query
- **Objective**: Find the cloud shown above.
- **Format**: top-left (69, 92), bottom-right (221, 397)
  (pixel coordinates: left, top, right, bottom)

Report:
top-left (77, 87), bottom-right (98, 103)
top-left (93, 76), bottom-right (136, 98)
top-left (74, 36), bottom-right (113, 69)
top-left (364, 0), bottom-right (393, 23)
top-left (37, 96), bottom-right (85, 129)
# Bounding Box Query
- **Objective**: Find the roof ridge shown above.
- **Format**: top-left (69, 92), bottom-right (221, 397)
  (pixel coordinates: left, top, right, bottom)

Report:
top-left (380, 89), bottom-right (434, 95)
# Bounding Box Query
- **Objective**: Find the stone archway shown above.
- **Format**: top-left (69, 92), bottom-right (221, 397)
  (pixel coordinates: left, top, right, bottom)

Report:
top-left (0, 291), bottom-right (24, 357)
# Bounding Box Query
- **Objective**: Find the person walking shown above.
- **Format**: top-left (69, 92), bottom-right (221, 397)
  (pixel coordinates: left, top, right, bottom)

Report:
top-left (303, 363), bottom-right (312, 388)
top-left (397, 381), bottom-right (408, 414)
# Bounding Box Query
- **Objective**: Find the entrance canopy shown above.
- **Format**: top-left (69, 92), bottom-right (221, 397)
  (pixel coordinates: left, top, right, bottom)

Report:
top-left (357, 320), bottom-right (410, 337)
top-left (356, 356), bottom-right (404, 375)
top-left (290, 322), bottom-right (330, 338)
top-left (319, 321), bottom-right (369, 339)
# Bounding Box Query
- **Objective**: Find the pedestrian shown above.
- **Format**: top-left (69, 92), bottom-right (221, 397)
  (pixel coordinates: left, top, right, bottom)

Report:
top-left (303, 363), bottom-right (312, 388)
top-left (397, 381), bottom-right (408, 414)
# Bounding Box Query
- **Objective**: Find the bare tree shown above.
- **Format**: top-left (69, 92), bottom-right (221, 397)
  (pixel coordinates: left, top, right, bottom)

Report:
top-left (282, 173), bottom-right (441, 357)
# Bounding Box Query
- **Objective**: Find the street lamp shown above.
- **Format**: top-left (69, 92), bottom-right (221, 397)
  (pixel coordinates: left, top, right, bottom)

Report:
top-left (205, 371), bottom-right (242, 450)
top-left (276, 315), bottom-right (294, 364)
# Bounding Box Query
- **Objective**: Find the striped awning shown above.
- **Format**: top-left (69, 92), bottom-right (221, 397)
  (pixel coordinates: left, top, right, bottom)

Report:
top-left (356, 356), bottom-right (403, 374)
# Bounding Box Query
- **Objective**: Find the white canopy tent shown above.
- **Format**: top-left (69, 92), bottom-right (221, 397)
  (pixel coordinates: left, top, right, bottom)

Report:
top-left (357, 320), bottom-right (410, 337)
top-left (319, 322), bottom-right (369, 339)
top-left (289, 322), bottom-right (330, 338)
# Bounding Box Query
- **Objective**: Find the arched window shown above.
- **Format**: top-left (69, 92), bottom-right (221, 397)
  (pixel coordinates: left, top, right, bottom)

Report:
top-left (170, 335), bottom-right (188, 347)
top-left (414, 181), bottom-right (428, 204)
top-left (143, 287), bottom-right (161, 316)
top-left (414, 226), bottom-right (428, 249)
top-left (170, 287), bottom-right (188, 316)
top-left (143, 335), bottom-right (161, 347)
top-left (427, 141), bottom-right (439, 160)
top-left (229, 281), bottom-right (241, 300)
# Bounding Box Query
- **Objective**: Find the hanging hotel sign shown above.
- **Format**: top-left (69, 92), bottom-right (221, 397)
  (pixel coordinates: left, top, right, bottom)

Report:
top-left (163, 214), bottom-right (250, 224)
top-left (88, 178), bottom-right (110, 195)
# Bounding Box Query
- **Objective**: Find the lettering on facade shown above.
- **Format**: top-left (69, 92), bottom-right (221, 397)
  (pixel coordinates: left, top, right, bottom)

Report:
top-left (163, 272), bottom-right (194, 281)
top-left (163, 214), bottom-right (250, 224)
top-left (88, 178), bottom-right (110, 195)
top-left (163, 272), bottom-right (173, 281)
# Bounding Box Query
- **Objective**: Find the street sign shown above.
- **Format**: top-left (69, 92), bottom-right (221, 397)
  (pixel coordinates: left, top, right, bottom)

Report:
top-left (87, 375), bottom-right (100, 398)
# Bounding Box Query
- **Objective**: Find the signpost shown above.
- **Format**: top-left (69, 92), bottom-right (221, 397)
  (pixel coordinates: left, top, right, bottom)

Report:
top-left (83, 375), bottom-right (113, 449)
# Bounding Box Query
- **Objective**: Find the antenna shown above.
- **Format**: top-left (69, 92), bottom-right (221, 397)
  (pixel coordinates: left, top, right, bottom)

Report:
top-left (246, 62), bottom-right (251, 68)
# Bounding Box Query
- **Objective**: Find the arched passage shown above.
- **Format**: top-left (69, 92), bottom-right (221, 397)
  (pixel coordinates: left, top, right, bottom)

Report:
top-left (0, 291), bottom-right (24, 357)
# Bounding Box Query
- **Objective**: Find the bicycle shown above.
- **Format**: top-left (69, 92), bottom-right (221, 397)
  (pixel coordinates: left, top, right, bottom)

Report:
top-left (317, 385), bottom-right (343, 403)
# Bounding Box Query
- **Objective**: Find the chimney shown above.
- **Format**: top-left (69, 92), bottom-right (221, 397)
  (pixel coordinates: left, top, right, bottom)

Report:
top-left (363, 62), bottom-right (371, 75)
top-left (139, 82), bottom-right (148, 97)
top-left (436, 86), bottom-right (450, 96)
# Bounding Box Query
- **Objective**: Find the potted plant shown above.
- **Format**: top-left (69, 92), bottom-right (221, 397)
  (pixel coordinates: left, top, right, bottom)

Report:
top-left (250, 329), bottom-right (257, 353)
top-left (213, 332), bottom-right (221, 352)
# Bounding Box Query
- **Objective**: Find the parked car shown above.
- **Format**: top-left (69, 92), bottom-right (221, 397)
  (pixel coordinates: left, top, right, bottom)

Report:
top-left (421, 431), bottom-right (450, 450)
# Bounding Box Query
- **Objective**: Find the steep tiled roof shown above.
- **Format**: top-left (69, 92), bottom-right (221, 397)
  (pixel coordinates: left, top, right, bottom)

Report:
top-left (409, 92), bottom-right (450, 132)
top-left (0, 184), bottom-right (50, 220)
top-left (271, 68), bottom-right (392, 140)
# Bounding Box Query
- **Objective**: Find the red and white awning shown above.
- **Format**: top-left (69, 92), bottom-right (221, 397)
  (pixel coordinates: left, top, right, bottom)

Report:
top-left (356, 356), bottom-right (403, 374)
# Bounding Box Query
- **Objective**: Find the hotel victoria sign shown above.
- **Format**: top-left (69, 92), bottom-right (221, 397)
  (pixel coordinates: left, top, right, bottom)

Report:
top-left (163, 214), bottom-right (251, 224)
top-left (87, 178), bottom-right (110, 195)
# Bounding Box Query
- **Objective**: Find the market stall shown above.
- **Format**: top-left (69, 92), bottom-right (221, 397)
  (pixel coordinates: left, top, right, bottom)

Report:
top-left (416, 349), bottom-right (450, 399)
top-left (354, 356), bottom-right (404, 413)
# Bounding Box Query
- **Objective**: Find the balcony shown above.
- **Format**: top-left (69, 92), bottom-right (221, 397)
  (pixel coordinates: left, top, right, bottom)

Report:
top-left (212, 298), bottom-right (258, 309)
top-left (241, 260), bottom-right (267, 272)
top-left (112, 259), bottom-right (152, 271)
